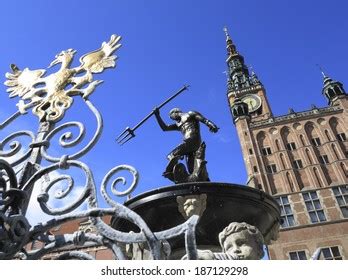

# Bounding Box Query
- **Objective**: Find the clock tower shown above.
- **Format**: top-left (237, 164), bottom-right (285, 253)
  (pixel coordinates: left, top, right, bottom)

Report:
top-left (224, 27), bottom-right (272, 123)
top-left (225, 27), bottom-right (348, 260)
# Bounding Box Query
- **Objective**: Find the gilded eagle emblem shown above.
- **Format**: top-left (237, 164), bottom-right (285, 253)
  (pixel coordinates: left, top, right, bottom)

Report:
top-left (4, 35), bottom-right (121, 122)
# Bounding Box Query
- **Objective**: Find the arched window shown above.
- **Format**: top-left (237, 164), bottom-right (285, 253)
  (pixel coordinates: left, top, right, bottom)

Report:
top-left (334, 85), bottom-right (342, 95)
top-left (305, 122), bottom-right (322, 147)
top-left (325, 130), bottom-right (331, 141)
top-left (340, 163), bottom-right (348, 178)
top-left (257, 131), bottom-right (272, 156)
top-left (281, 126), bottom-right (297, 151)
top-left (305, 148), bottom-right (313, 164)
top-left (286, 172), bottom-right (295, 192)
top-left (328, 88), bottom-right (335, 98)
top-left (313, 167), bottom-right (323, 188)
top-left (280, 153), bottom-right (286, 169)
top-left (275, 139), bottom-right (281, 151)
top-left (332, 144), bottom-right (339, 160)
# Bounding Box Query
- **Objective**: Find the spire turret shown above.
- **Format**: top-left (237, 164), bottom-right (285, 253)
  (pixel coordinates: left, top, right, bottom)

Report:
top-left (224, 27), bottom-right (258, 93)
top-left (321, 73), bottom-right (346, 105)
top-left (249, 66), bottom-right (262, 86)
top-left (223, 26), bottom-right (238, 58)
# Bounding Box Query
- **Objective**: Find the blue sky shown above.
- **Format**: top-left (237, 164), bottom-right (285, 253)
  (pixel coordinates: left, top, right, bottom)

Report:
top-left (0, 0), bottom-right (347, 206)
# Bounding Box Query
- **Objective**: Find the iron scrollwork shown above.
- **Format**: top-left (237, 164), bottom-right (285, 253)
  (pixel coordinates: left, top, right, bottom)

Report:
top-left (0, 35), bottom-right (199, 260)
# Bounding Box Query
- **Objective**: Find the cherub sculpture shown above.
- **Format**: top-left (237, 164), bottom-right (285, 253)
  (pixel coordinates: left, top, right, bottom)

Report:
top-left (182, 222), bottom-right (265, 260)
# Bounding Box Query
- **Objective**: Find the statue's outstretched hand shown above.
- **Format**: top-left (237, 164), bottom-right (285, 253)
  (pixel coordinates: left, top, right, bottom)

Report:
top-left (209, 123), bottom-right (219, 133)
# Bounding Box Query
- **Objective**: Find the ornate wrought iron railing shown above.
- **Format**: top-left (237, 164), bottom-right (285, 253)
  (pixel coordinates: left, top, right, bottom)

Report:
top-left (0, 35), bottom-right (198, 260)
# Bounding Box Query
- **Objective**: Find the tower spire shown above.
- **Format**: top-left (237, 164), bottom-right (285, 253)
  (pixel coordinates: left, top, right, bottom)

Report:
top-left (223, 26), bottom-right (238, 58)
top-left (223, 27), bottom-right (251, 92)
top-left (223, 26), bottom-right (230, 40)
top-left (316, 64), bottom-right (327, 78)
top-left (320, 70), bottom-right (346, 105)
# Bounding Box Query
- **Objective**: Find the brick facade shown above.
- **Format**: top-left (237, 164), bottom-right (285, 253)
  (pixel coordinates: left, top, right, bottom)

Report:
top-left (226, 30), bottom-right (348, 259)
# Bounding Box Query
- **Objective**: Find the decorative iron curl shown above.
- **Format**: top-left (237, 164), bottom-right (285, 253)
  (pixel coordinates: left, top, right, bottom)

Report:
top-left (0, 131), bottom-right (35, 167)
top-left (44, 175), bottom-right (74, 200)
top-left (101, 164), bottom-right (139, 198)
top-left (41, 100), bottom-right (103, 162)
top-left (27, 208), bottom-right (199, 260)
top-left (22, 160), bottom-right (95, 216)
top-left (0, 159), bottom-right (18, 192)
top-left (97, 165), bottom-right (166, 258)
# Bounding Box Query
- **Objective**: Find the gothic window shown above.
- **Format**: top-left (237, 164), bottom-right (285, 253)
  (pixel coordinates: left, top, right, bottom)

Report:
top-left (337, 133), bottom-right (346, 142)
top-left (253, 166), bottom-right (258, 173)
top-left (305, 148), bottom-right (313, 164)
top-left (289, 251), bottom-right (307, 260)
top-left (321, 246), bottom-right (343, 260)
top-left (249, 148), bottom-right (253, 155)
top-left (340, 163), bottom-right (348, 178)
top-left (313, 167), bottom-right (324, 188)
top-left (261, 147), bottom-right (272, 156)
top-left (311, 137), bottom-right (321, 146)
top-left (286, 172), bottom-right (295, 192)
top-left (266, 164), bottom-right (277, 174)
top-left (318, 155), bottom-right (329, 164)
top-left (328, 88), bottom-right (335, 98)
top-left (332, 186), bottom-right (348, 218)
top-left (329, 118), bottom-right (347, 148)
top-left (275, 139), bottom-right (281, 151)
top-left (286, 142), bottom-right (296, 151)
top-left (300, 134), bottom-right (306, 146)
top-left (280, 153), bottom-right (286, 169)
top-left (332, 144), bottom-right (340, 160)
top-left (325, 130), bottom-right (331, 141)
top-left (334, 85), bottom-right (343, 95)
top-left (276, 196), bottom-right (295, 228)
top-left (293, 159), bottom-right (303, 169)
top-left (302, 191), bottom-right (326, 223)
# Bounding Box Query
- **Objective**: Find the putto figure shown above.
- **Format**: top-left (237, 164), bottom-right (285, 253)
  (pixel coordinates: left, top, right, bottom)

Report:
top-left (182, 222), bottom-right (265, 260)
top-left (4, 35), bottom-right (121, 122)
top-left (154, 107), bottom-right (218, 183)
top-left (218, 222), bottom-right (264, 260)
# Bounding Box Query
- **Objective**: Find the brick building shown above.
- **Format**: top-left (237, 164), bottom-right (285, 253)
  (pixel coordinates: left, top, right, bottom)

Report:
top-left (224, 28), bottom-right (348, 260)
top-left (25, 218), bottom-right (113, 260)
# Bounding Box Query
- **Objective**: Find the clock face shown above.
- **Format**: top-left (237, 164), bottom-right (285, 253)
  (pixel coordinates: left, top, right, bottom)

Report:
top-left (241, 94), bottom-right (262, 113)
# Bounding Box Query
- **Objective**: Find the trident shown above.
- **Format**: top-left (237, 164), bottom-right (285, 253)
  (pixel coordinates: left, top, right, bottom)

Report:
top-left (116, 85), bottom-right (190, 145)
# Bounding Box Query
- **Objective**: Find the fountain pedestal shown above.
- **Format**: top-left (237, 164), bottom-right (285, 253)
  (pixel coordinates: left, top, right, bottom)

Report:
top-left (112, 182), bottom-right (280, 259)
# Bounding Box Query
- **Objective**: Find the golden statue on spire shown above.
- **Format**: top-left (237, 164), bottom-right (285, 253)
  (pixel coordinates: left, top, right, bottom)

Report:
top-left (4, 35), bottom-right (121, 122)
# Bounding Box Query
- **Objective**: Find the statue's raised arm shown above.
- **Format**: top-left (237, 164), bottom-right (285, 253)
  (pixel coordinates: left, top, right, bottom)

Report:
top-left (153, 107), bottom-right (179, 132)
top-left (191, 111), bottom-right (219, 133)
